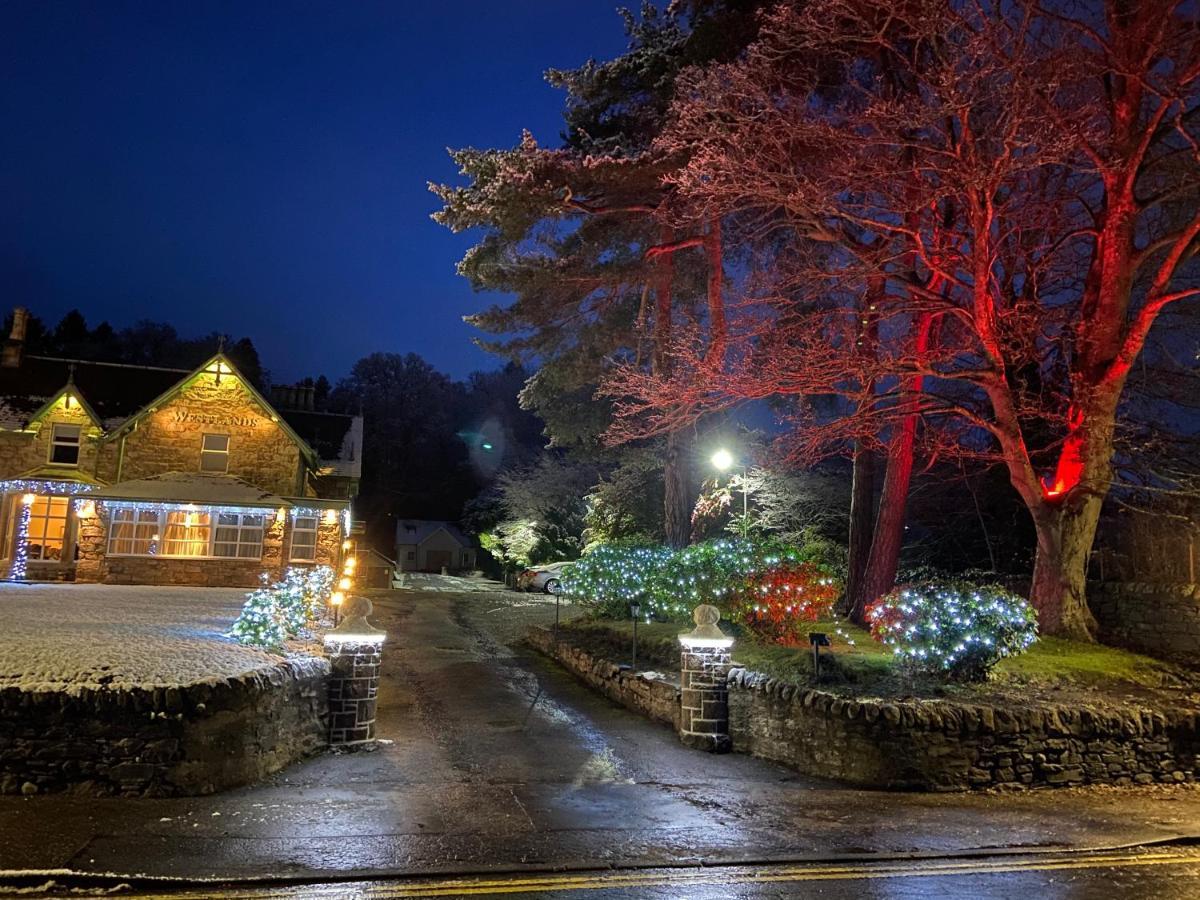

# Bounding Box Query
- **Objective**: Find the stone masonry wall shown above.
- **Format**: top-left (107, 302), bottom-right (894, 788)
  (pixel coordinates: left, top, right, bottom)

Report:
top-left (100, 371), bottom-right (304, 496)
top-left (526, 626), bottom-right (680, 730)
top-left (1090, 582), bottom-right (1200, 665)
top-left (0, 394), bottom-right (103, 479)
top-left (530, 626), bottom-right (1200, 791)
top-left (75, 504), bottom-right (289, 587)
top-left (728, 668), bottom-right (1200, 790)
top-left (0, 656), bottom-right (329, 797)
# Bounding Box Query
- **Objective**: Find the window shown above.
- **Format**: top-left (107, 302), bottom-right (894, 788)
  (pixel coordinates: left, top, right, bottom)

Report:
top-left (407, 551), bottom-right (415, 561)
top-left (108, 508), bottom-right (160, 556)
top-left (26, 496), bottom-right (69, 561)
top-left (161, 510), bottom-right (211, 557)
top-left (106, 506), bottom-right (266, 559)
top-left (49, 424), bottom-right (81, 466)
top-left (200, 434), bottom-right (230, 473)
top-left (214, 512), bottom-right (264, 559)
top-left (290, 514), bottom-right (319, 562)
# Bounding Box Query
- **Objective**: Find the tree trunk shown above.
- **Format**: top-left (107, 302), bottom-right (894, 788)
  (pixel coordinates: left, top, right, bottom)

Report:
top-left (859, 417), bottom-right (917, 610)
top-left (1030, 495), bottom-right (1102, 641)
top-left (843, 442), bottom-right (875, 623)
top-left (858, 312), bottom-right (933, 610)
top-left (664, 428), bottom-right (690, 549)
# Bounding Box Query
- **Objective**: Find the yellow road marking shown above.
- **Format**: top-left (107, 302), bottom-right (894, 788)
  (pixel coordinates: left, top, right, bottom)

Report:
top-left (122, 848), bottom-right (1200, 898)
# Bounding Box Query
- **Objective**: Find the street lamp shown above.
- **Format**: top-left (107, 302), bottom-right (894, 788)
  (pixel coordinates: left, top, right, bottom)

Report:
top-left (711, 448), bottom-right (748, 532)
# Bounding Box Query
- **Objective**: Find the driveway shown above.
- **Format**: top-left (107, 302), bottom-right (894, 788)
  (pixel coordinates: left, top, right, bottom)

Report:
top-left (3, 588), bottom-right (1200, 885)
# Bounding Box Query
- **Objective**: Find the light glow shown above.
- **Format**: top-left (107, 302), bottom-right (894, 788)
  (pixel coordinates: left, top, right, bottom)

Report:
top-left (324, 633), bottom-right (384, 648)
top-left (711, 448), bottom-right (734, 472)
top-left (678, 636), bottom-right (735, 650)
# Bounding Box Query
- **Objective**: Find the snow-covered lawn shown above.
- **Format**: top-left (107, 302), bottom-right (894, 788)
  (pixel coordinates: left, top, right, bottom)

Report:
top-left (0, 583), bottom-right (305, 692)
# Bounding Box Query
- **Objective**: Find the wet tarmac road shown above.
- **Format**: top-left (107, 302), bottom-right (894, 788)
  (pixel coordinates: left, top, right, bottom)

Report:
top-left (45, 846), bottom-right (1200, 898)
top-left (4, 589), bottom-right (1200, 888)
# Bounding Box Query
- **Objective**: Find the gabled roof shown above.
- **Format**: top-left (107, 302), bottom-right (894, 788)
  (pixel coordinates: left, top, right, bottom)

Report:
top-left (103, 353), bottom-right (318, 466)
top-left (25, 384), bottom-right (102, 429)
top-left (89, 472), bottom-right (290, 508)
top-left (0, 356), bottom-right (187, 429)
top-left (395, 520), bottom-right (473, 547)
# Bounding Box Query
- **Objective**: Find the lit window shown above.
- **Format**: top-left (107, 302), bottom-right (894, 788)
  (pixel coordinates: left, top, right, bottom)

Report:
top-left (214, 512), bottom-right (264, 559)
top-left (26, 495), bottom-right (69, 561)
top-left (290, 514), bottom-right (319, 562)
top-left (200, 434), bottom-right (230, 473)
top-left (107, 508), bottom-right (160, 555)
top-left (161, 510), bottom-right (211, 557)
top-left (49, 424), bottom-right (81, 466)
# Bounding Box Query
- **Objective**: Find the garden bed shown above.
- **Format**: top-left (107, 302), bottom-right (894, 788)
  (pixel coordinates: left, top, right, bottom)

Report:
top-left (543, 617), bottom-right (1200, 790)
top-left (0, 584), bottom-right (329, 796)
top-left (562, 617), bottom-right (1197, 710)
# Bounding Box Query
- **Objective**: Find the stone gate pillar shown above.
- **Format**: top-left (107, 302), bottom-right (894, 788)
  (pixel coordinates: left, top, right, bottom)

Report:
top-left (324, 595), bottom-right (385, 746)
top-left (678, 604), bottom-right (733, 753)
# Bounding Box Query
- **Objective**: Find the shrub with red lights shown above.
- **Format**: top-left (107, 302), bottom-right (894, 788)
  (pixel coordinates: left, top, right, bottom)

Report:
top-left (731, 561), bottom-right (840, 645)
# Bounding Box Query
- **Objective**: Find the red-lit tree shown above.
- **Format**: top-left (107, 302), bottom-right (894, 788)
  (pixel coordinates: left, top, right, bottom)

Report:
top-left (605, 0), bottom-right (1200, 639)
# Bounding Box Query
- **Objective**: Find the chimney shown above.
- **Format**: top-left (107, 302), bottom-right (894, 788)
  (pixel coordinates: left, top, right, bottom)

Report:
top-left (2, 307), bottom-right (28, 368)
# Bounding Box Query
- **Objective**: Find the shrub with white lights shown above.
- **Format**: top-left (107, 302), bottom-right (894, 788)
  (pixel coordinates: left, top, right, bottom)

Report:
top-left (866, 582), bottom-right (1038, 681)
top-left (229, 565), bottom-right (337, 649)
top-left (562, 537), bottom-right (846, 627)
top-left (559, 544), bottom-right (674, 619)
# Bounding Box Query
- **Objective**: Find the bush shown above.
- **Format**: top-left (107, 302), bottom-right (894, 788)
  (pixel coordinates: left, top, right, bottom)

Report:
top-left (866, 582), bottom-right (1038, 681)
top-left (229, 565), bottom-right (337, 649)
top-left (565, 537), bottom-right (848, 627)
top-left (560, 544), bottom-right (674, 619)
top-left (646, 538), bottom-right (762, 619)
top-left (730, 561), bottom-right (841, 645)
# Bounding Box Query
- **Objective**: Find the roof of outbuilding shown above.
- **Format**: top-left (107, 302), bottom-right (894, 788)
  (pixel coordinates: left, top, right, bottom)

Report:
top-left (395, 520), bottom-right (473, 547)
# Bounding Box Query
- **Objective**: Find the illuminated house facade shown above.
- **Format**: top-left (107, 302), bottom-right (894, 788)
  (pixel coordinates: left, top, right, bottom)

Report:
top-left (0, 308), bottom-right (362, 586)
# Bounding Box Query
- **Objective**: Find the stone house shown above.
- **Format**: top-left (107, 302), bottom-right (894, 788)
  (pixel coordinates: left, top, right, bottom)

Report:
top-left (395, 520), bottom-right (476, 573)
top-left (0, 307), bottom-right (362, 587)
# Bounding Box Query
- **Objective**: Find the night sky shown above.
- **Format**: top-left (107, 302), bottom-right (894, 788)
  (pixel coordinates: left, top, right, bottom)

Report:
top-left (1, 2), bottom-right (629, 383)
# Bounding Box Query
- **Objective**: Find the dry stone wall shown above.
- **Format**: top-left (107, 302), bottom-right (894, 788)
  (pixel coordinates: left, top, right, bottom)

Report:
top-left (530, 627), bottom-right (1200, 791)
top-left (526, 627), bottom-right (680, 729)
top-left (0, 656), bottom-right (329, 797)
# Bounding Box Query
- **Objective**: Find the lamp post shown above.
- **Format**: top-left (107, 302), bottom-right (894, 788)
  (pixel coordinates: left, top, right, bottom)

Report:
top-left (711, 449), bottom-right (749, 536)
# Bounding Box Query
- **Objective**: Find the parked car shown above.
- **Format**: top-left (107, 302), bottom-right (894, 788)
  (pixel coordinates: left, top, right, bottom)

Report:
top-left (517, 561), bottom-right (572, 594)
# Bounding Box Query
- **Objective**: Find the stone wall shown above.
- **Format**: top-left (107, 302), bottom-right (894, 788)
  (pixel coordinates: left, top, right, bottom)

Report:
top-left (1090, 581), bottom-right (1200, 665)
top-left (108, 372), bottom-right (305, 496)
top-left (530, 627), bottom-right (1200, 791)
top-left (0, 393), bottom-right (103, 478)
top-left (0, 656), bottom-right (329, 797)
top-left (526, 627), bottom-right (680, 730)
top-left (728, 669), bottom-right (1200, 790)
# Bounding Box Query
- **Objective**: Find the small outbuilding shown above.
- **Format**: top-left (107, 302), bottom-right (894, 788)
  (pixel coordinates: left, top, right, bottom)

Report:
top-left (394, 520), bottom-right (475, 573)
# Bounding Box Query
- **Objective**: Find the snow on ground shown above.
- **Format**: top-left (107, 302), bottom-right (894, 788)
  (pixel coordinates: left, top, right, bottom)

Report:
top-left (0, 583), bottom-right (308, 693)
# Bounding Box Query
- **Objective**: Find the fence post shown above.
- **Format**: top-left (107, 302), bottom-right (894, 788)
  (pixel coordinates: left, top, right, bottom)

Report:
top-left (678, 604), bottom-right (734, 753)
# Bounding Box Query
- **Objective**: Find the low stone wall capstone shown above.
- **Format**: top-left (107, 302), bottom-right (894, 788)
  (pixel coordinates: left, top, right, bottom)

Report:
top-left (0, 656), bottom-right (329, 797)
top-left (1090, 581), bottom-right (1200, 665)
top-left (526, 627), bottom-right (679, 730)
top-left (530, 626), bottom-right (1200, 791)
